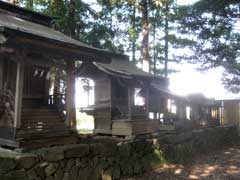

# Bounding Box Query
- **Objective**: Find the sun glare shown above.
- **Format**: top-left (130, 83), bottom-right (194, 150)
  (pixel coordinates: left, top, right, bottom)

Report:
top-left (177, 0), bottom-right (200, 5)
top-left (169, 64), bottom-right (232, 99)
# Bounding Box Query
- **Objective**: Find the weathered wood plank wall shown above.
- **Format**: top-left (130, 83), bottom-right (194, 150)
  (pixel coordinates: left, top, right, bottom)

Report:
top-left (222, 101), bottom-right (240, 127)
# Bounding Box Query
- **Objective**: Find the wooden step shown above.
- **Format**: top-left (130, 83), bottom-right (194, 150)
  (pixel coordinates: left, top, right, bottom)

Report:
top-left (22, 118), bottom-right (65, 122)
top-left (22, 108), bottom-right (57, 112)
top-left (21, 122), bottom-right (66, 127)
top-left (17, 127), bottom-right (70, 135)
top-left (22, 114), bottom-right (63, 119)
top-left (20, 126), bottom-right (68, 131)
top-left (18, 135), bottom-right (78, 150)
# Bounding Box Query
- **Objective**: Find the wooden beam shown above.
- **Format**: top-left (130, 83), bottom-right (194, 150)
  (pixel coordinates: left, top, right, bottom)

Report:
top-left (14, 59), bottom-right (24, 129)
top-left (0, 47), bottom-right (15, 54)
top-left (65, 59), bottom-right (76, 129)
top-left (9, 33), bottom-right (111, 63)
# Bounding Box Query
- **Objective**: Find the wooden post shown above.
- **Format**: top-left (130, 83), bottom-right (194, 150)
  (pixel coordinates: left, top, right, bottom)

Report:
top-left (177, 100), bottom-right (186, 120)
top-left (14, 60), bottom-right (24, 129)
top-left (145, 88), bottom-right (149, 119)
top-left (128, 87), bottom-right (134, 120)
top-left (0, 57), bottom-right (3, 90)
top-left (66, 60), bottom-right (76, 129)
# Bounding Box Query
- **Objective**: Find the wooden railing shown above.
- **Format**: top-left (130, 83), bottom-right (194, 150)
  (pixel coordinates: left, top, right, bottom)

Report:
top-left (0, 89), bottom-right (15, 125)
top-left (48, 94), bottom-right (66, 118)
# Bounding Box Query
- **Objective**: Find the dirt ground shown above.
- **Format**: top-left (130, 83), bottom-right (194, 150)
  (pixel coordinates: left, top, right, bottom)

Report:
top-left (122, 145), bottom-right (240, 180)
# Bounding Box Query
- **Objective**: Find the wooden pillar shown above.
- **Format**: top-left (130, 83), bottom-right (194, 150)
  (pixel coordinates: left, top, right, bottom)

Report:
top-left (66, 60), bottom-right (76, 129)
top-left (145, 88), bottom-right (149, 119)
top-left (177, 100), bottom-right (186, 120)
top-left (0, 57), bottom-right (3, 90)
top-left (14, 60), bottom-right (24, 129)
top-left (53, 68), bottom-right (61, 105)
top-left (128, 87), bottom-right (134, 120)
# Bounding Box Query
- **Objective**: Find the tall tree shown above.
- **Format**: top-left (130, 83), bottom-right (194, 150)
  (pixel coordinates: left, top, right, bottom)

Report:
top-left (164, 2), bottom-right (169, 77)
top-left (8, 0), bottom-right (18, 4)
top-left (178, 0), bottom-right (240, 91)
top-left (141, 0), bottom-right (150, 72)
top-left (65, 0), bottom-right (76, 128)
top-left (130, 0), bottom-right (137, 63)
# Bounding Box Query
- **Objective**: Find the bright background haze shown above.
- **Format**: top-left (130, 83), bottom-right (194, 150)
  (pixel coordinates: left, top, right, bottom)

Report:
top-left (80, 0), bottom-right (240, 101)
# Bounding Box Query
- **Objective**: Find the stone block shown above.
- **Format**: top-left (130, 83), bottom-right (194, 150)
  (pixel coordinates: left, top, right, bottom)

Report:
top-left (97, 159), bottom-right (109, 172)
top-left (65, 159), bottom-right (75, 172)
top-left (133, 162), bottom-right (142, 174)
top-left (91, 142), bottom-right (117, 156)
top-left (34, 164), bottom-right (45, 179)
top-left (44, 149), bottom-right (64, 162)
top-left (0, 158), bottom-right (17, 173)
top-left (18, 156), bottom-right (38, 169)
top-left (5, 169), bottom-right (28, 180)
top-left (117, 142), bottom-right (131, 158)
top-left (112, 165), bottom-right (121, 180)
top-left (27, 168), bottom-right (37, 180)
top-left (64, 144), bottom-right (89, 158)
top-left (45, 163), bottom-right (57, 177)
top-left (45, 176), bottom-right (55, 180)
top-left (78, 167), bottom-right (91, 180)
top-left (120, 159), bottom-right (133, 176)
top-left (70, 166), bottom-right (79, 179)
top-left (55, 169), bottom-right (64, 180)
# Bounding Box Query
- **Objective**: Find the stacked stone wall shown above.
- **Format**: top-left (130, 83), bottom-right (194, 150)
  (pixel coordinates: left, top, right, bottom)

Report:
top-left (0, 125), bottom-right (238, 180)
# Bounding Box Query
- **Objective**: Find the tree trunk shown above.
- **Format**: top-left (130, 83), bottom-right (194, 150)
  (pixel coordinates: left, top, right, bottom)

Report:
top-left (164, 3), bottom-right (169, 77)
top-left (132, 2), bottom-right (136, 64)
top-left (27, 0), bottom-right (33, 9)
top-left (66, 60), bottom-right (76, 129)
top-left (66, 0), bottom-right (77, 39)
top-left (53, 68), bottom-right (60, 104)
top-left (141, 0), bottom-right (150, 72)
top-left (153, 16), bottom-right (157, 74)
top-left (65, 0), bottom-right (76, 129)
top-left (8, 0), bottom-right (18, 5)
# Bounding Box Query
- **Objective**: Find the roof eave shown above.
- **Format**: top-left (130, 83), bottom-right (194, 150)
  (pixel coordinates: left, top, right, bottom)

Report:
top-left (0, 27), bottom-right (111, 63)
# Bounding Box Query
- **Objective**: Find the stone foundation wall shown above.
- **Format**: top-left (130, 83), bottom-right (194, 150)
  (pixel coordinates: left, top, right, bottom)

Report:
top-left (0, 125), bottom-right (238, 180)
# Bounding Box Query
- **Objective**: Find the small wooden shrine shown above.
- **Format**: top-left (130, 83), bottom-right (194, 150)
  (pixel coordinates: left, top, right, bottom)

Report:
top-left (187, 94), bottom-right (221, 127)
top-left (149, 83), bottom-right (189, 130)
top-left (149, 86), bottom-right (221, 130)
top-left (0, 1), bottom-right (110, 148)
top-left (78, 54), bottom-right (168, 136)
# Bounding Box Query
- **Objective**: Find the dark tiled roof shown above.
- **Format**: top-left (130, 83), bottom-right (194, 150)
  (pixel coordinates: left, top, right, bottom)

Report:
top-left (94, 57), bottom-right (164, 80)
top-left (0, 14), bottom-right (99, 50)
top-left (0, 0), bottom-right (53, 26)
top-left (0, 13), bottom-right (111, 61)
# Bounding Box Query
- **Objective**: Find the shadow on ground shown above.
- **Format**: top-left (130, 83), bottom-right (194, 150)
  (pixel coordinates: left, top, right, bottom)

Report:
top-left (122, 145), bottom-right (240, 180)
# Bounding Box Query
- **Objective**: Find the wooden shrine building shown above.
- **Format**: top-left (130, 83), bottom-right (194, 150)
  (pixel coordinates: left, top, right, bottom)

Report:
top-left (0, 1), bottom-right (111, 148)
top-left (149, 87), bottom-right (221, 131)
top-left (78, 54), bottom-right (168, 136)
top-left (186, 94), bottom-right (221, 127)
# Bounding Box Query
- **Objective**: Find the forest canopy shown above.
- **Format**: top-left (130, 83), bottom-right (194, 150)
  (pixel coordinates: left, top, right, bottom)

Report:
top-left (8, 0), bottom-right (240, 92)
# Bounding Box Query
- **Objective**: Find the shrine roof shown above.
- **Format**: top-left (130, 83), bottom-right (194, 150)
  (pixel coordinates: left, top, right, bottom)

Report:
top-left (93, 55), bottom-right (165, 80)
top-left (0, 12), bottom-right (111, 62)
